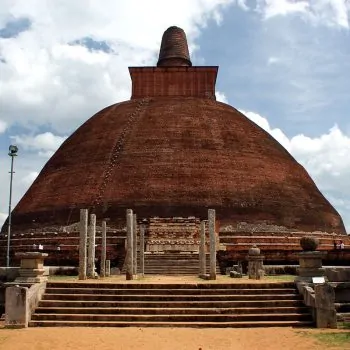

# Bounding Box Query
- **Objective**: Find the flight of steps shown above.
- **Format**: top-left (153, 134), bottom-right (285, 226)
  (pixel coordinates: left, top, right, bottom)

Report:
top-left (122, 252), bottom-right (221, 275)
top-left (29, 281), bottom-right (314, 327)
top-left (336, 303), bottom-right (350, 327)
top-left (143, 253), bottom-right (220, 275)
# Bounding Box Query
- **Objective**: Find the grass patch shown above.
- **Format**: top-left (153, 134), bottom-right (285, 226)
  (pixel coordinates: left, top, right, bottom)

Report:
top-left (48, 275), bottom-right (78, 281)
top-left (338, 322), bottom-right (350, 330)
top-left (312, 332), bottom-right (350, 348)
top-left (264, 275), bottom-right (295, 281)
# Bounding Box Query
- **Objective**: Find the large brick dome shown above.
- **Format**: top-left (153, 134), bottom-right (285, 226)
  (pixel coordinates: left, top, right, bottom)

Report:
top-left (5, 26), bottom-right (346, 234)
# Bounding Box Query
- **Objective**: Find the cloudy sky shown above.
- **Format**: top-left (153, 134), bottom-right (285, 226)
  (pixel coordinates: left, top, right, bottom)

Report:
top-left (0, 0), bottom-right (349, 232)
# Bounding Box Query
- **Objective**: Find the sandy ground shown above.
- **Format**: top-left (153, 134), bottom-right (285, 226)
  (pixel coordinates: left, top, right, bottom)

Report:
top-left (0, 326), bottom-right (347, 350)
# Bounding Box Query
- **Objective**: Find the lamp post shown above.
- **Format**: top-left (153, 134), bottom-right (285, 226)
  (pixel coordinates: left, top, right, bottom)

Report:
top-left (6, 145), bottom-right (18, 267)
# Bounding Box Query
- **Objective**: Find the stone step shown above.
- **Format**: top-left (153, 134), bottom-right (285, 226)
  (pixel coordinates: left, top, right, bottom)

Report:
top-left (337, 312), bottom-right (350, 322)
top-left (41, 293), bottom-right (301, 302)
top-left (38, 299), bottom-right (305, 308)
top-left (30, 313), bottom-right (312, 323)
top-left (46, 282), bottom-right (295, 289)
top-left (28, 319), bottom-right (314, 327)
top-left (122, 253), bottom-right (220, 275)
top-left (142, 264), bottom-right (214, 267)
top-left (34, 306), bottom-right (309, 315)
top-left (31, 281), bottom-right (313, 328)
top-left (45, 287), bottom-right (297, 296)
top-left (141, 272), bottom-right (203, 275)
top-left (336, 303), bottom-right (350, 313)
top-left (142, 256), bottom-right (209, 259)
top-left (142, 262), bottom-right (205, 265)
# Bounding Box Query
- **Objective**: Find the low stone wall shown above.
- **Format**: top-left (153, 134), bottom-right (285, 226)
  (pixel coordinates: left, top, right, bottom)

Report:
top-left (325, 267), bottom-right (350, 282)
top-left (0, 268), bottom-right (20, 315)
top-left (5, 282), bottom-right (47, 328)
top-left (0, 266), bottom-right (78, 315)
top-left (0, 267), bottom-right (20, 283)
top-left (296, 266), bottom-right (350, 328)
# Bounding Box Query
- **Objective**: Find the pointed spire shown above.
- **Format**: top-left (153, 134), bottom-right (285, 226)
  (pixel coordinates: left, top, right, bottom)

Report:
top-left (157, 26), bottom-right (192, 67)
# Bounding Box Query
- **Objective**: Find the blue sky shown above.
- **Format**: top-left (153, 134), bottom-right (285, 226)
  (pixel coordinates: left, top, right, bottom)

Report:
top-left (0, 0), bottom-right (350, 232)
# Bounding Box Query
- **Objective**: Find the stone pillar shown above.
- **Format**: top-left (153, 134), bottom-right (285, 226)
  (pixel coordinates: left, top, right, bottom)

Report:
top-left (100, 220), bottom-right (107, 277)
top-left (14, 252), bottom-right (48, 283)
top-left (5, 285), bottom-right (29, 328)
top-left (247, 245), bottom-right (264, 279)
top-left (140, 224), bottom-right (145, 277)
top-left (79, 209), bottom-right (88, 280)
top-left (126, 209), bottom-right (134, 280)
top-left (87, 214), bottom-right (96, 278)
top-left (296, 251), bottom-right (326, 283)
top-left (315, 283), bottom-right (337, 328)
top-left (105, 260), bottom-right (111, 277)
top-left (208, 209), bottom-right (216, 280)
top-left (133, 214), bottom-right (138, 276)
top-left (199, 220), bottom-right (206, 276)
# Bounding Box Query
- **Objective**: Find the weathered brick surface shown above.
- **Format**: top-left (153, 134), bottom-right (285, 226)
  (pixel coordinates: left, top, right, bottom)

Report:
top-left (129, 67), bottom-right (217, 99)
top-left (5, 96), bottom-right (345, 234)
top-left (157, 26), bottom-right (191, 67)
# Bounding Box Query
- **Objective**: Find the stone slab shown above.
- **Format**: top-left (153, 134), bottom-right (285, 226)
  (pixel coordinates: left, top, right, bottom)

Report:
top-left (5, 285), bottom-right (29, 328)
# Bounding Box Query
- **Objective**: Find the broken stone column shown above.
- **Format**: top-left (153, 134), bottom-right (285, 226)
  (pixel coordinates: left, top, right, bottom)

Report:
top-left (199, 220), bottom-right (206, 276)
top-left (315, 283), bottom-right (337, 328)
top-left (208, 209), bottom-right (216, 280)
top-left (5, 285), bottom-right (29, 328)
top-left (247, 245), bottom-right (264, 280)
top-left (105, 260), bottom-right (111, 277)
top-left (87, 213), bottom-right (97, 278)
top-left (126, 209), bottom-right (134, 280)
top-left (133, 214), bottom-right (138, 276)
top-left (100, 220), bottom-right (107, 277)
top-left (15, 252), bottom-right (48, 283)
top-left (79, 209), bottom-right (88, 280)
top-left (140, 224), bottom-right (145, 277)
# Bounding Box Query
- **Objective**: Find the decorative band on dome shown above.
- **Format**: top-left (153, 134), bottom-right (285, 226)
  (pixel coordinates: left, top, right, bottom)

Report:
top-left (157, 26), bottom-right (192, 67)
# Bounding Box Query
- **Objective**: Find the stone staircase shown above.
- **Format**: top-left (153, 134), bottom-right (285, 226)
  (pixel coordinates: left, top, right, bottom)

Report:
top-left (137, 252), bottom-right (221, 275)
top-left (29, 281), bottom-right (314, 327)
top-left (121, 252), bottom-right (220, 275)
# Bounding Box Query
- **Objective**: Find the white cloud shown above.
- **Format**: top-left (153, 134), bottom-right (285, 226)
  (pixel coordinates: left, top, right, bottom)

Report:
top-left (237, 0), bottom-right (249, 11)
top-left (259, 0), bottom-right (309, 19)
top-left (309, 0), bottom-right (350, 28)
top-left (267, 56), bottom-right (280, 65)
top-left (0, 153), bottom-right (47, 231)
top-left (257, 0), bottom-right (350, 28)
top-left (241, 108), bottom-right (350, 231)
top-left (10, 132), bottom-right (67, 157)
top-left (21, 171), bottom-right (38, 185)
top-left (216, 91), bottom-right (228, 103)
top-left (0, 119), bottom-right (7, 133)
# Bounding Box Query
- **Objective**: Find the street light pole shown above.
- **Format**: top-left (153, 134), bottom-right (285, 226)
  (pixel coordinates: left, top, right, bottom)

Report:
top-left (6, 145), bottom-right (18, 267)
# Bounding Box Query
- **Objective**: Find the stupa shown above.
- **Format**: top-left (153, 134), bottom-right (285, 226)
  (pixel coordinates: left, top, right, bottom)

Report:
top-left (0, 26), bottom-right (347, 267)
